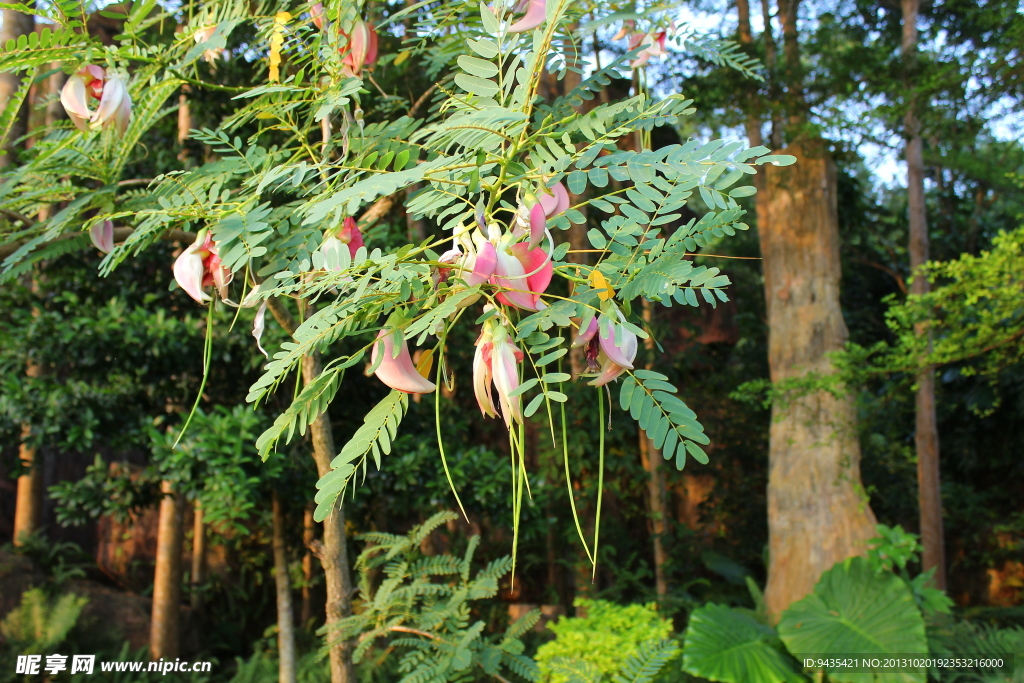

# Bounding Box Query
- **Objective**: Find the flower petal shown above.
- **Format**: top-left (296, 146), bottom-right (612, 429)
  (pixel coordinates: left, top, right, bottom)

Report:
top-left (493, 246), bottom-right (537, 310)
top-left (598, 316), bottom-right (638, 369)
top-left (340, 216), bottom-right (364, 257)
top-left (571, 317), bottom-right (599, 347)
top-left (587, 356), bottom-right (628, 386)
top-left (538, 181), bottom-right (570, 217)
top-left (93, 72), bottom-right (125, 129)
top-left (253, 301), bottom-right (269, 358)
top-left (491, 340), bottom-right (522, 426)
top-left (511, 242), bottom-right (552, 302)
top-left (90, 219), bottom-right (114, 254)
top-left (508, 0), bottom-right (546, 32)
top-left (473, 340), bottom-right (497, 418)
top-left (60, 75), bottom-right (91, 124)
top-left (371, 329), bottom-right (437, 394)
top-left (528, 202), bottom-right (546, 250)
top-left (173, 244), bottom-right (210, 303)
top-left (466, 241), bottom-right (497, 286)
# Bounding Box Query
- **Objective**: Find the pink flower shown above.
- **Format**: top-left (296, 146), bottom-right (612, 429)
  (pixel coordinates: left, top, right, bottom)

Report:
top-left (310, 2), bottom-right (325, 30)
top-left (508, 0), bottom-right (546, 32)
top-left (473, 320), bottom-right (524, 426)
top-left (60, 65), bottom-right (131, 134)
top-left (537, 181), bottom-right (570, 218)
top-left (172, 231), bottom-right (233, 303)
top-left (587, 315), bottom-right (638, 386)
top-left (629, 30), bottom-right (667, 68)
top-left (341, 17), bottom-right (378, 77)
top-left (493, 242), bottom-right (552, 311)
top-left (90, 219), bottom-right (114, 254)
top-left (371, 327), bottom-right (436, 394)
top-left (338, 216), bottom-right (364, 256)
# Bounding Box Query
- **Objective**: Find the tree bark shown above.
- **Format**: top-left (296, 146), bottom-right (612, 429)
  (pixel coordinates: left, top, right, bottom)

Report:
top-left (301, 504), bottom-right (315, 625)
top-left (760, 0), bottom-right (783, 148)
top-left (758, 145), bottom-right (878, 619)
top-left (0, 9), bottom-right (34, 168)
top-left (901, 0), bottom-right (945, 589)
top-left (301, 350), bottom-right (356, 683)
top-left (190, 501), bottom-right (206, 611)
top-left (13, 275), bottom-right (43, 547)
top-left (272, 491), bottom-right (298, 683)
top-left (151, 480), bottom-right (186, 660)
top-left (638, 298), bottom-right (668, 599)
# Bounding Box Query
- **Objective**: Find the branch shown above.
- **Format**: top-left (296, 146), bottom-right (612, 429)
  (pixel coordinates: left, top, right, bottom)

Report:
top-left (265, 296), bottom-right (298, 338)
top-left (357, 193), bottom-right (396, 229)
top-left (853, 257), bottom-right (907, 295)
top-left (0, 227), bottom-right (196, 260)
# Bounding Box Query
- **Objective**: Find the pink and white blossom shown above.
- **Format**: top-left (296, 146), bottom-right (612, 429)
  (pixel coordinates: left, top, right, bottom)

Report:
top-left (371, 328), bottom-right (436, 394)
top-left (60, 66), bottom-right (131, 134)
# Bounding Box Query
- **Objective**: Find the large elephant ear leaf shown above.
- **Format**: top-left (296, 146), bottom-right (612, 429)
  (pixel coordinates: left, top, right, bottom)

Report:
top-left (778, 556), bottom-right (928, 683)
top-left (683, 604), bottom-right (807, 683)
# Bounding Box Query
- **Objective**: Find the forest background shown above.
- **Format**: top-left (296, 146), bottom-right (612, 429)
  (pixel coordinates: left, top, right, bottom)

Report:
top-left (0, 0), bottom-right (1022, 680)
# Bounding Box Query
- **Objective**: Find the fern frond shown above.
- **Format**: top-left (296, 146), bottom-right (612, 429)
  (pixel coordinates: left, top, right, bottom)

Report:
top-left (611, 639), bottom-right (680, 683)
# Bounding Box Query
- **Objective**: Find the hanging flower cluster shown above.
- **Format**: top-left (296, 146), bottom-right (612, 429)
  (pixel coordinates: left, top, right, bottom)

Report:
top-left (173, 229), bottom-right (233, 303)
top-left (310, 4), bottom-right (378, 77)
top-left (60, 65), bottom-right (132, 134)
top-left (365, 180), bottom-right (635, 428)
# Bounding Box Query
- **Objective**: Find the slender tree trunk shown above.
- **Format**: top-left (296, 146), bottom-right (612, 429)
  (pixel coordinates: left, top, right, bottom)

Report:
top-left (758, 145), bottom-right (878, 619)
top-left (301, 350), bottom-right (356, 683)
top-left (760, 0), bottom-right (783, 148)
top-left (13, 275), bottom-right (43, 546)
top-left (0, 9), bottom-right (34, 168)
top-left (190, 501), bottom-right (206, 611)
top-left (273, 491), bottom-right (298, 683)
top-left (638, 299), bottom-right (668, 599)
top-left (901, 0), bottom-right (945, 589)
top-left (151, 480), bottom-right (186, 660)
top-left (301, 504), bottom-right (315, 625)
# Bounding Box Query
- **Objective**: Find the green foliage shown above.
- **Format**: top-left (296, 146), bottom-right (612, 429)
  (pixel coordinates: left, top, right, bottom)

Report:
top-left (49, 455), bottom-right (160, 527)
top-left (0, 588), bottom-right (87, 652)
top-left (548, 639), bottom-right (681, 683)
top-left (777, 557), bottom-right (928, 683)
top-left (928, 619), bottom-right (1024, 683)
top-left (332, 511), bottom-right (540, 682)
top-left (535, 599), bottom-right (674, 683)
top-left (682, 604), bottom-right (804, 683)
top-left (866, 524), bottom-right (954, 615)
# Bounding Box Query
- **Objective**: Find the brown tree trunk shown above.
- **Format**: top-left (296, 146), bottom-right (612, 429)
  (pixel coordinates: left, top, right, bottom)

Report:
top-left (737, 0), bottom-right (764, 152)
top-left (13, 275), bottom-right (43, 547)
top-left (758, 145), bottom-right (878, 619)
top-left (901, 0), bottom-right (945, 589)
top-left (638, 299), bottom-right (668, 599)
top-left (0, 9), bottom-right (34, 168)
top-left (151, 480), bottom-right (186, 660)
top-left (190, 501), bottom-right (206, 611)
top-left (301, 504), bottom-right (315, 625)
top-left (273, 491), bottom-right (298, 683)
top-left (760, 0), bottom-right (783, 148)
top-left (301, 351), bottom-right (356, 683)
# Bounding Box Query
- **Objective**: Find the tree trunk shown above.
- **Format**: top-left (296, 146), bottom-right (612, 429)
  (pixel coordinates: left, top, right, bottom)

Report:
top-left (301, 351), bottom-right (356, 683)
top-left (638, 298), bottom-right (668, 599)
top-left (758, 144), bottom-right (878, 619)
top-left (901, 0), bottom-right (945, 589)
top-left (273, 491), bottom-right (298, 683)
top-left (151, 480), bottom-right (186, 660)
top-left (190, 501), bottom-right (206, 611)
top-left (760, 0), bottom-right (783, 148)
top-left (0, 9), bottom-right (34, 168)
top-left (13, 275), bottom-right (43, 547)
top-left (301, 504), bottom-right (315, 625)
